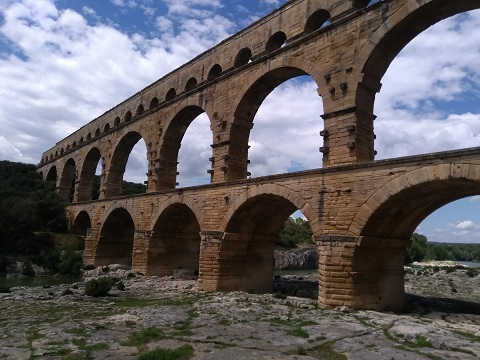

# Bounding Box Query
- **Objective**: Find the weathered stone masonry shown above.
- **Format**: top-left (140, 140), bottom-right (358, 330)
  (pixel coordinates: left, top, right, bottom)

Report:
top-left (38, 0), bottom-right (480, 310)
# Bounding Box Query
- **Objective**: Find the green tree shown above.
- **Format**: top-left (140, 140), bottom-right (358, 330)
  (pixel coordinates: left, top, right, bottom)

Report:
top-left (404, 233), bottom-right (427, 264)
top-left (278, 217), bottom-right (313, 248)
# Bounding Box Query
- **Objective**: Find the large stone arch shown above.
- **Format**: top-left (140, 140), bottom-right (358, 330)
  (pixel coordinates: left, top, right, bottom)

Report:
top-left (217, 183), bottom-right (318, 293)
top-left (104, 131), bottom-right (148, 198)
top-left (354, 0), bottom-right (480, 115)
top-left (224, 56), bottom-right (326, 181)
top-left (156, 103), bottom-right (213, 190)
top-left (45, 165), bottom-right (57, 183)
top-left (350, 163), bottom-right (480, 237)
top-left (345, 162), bottom-right (480, 310)
top-left (76, 147), bottom-right (102, 202)
top-left (221, 183), bottom-right (319, 234)
top-left (96, 206), bottom-right (136, 267)
top-left (145, 198), bottom-right (202, 276)
top-left (151, 194), bottom-right (204, 231)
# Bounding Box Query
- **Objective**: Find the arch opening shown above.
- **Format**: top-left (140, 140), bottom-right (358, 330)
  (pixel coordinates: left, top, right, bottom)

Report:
top-left (353, 175), bottom-right (480, 310)
top-left (234, 47), bottom-right (252, 68)
top-left (71, 211), bottom-right (91, 238)
top-left (146, 203), bottom-right (201, 276)
top-left (157, 105), bottom-right (211, 190)
top-left (185, 77), bottom-right (198, 92)
top-left (58, 158), bottom-right (76, 203)
top-left (114, 117), bottom-right (121, 127)
top-left (46, 166), bottom-right (57, 183)
top-left (231, 69), bottom-right (323, 180)
top-left (96, 208), bottom-right (135, 267)
top-left (218, 194), bottom-right (315, 294)
top-left (304, 9), bottom-right (331, 34)
top-left (77, 147), bottom-right (102, 202)
top-left (136, 104), bottom-right (144, 116)
top-left (371, 8), bottom-right (480, 160)
top-left (104, 123), bottom-right (110, 132)
top-left (207, 64), bottom-right (222, 81)
top-left (166, 88), bottom-right (176, 101)
top-left (124, 110), bottom-right (132, 122)
top-left (265, 31), bottom-right (287, 53)
top-left (149, 97), bottom-right (159, 110)
top-left (105, 132), bottom-right (147, 198)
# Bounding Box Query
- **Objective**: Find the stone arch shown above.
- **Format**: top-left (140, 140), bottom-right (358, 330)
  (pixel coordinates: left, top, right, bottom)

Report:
top-left (354, 0), bottom-right (480, 115)
top-left (304, 9), bottom-right (331, 33)
top-left (217, 184), bottom-right (318, 293)
top-left (114, 117), bottom-right (121, 127)
top-left (149, 97), bottom-right (159, 110)
top-left (207, 64), bottom-right (222, 81)
top-left (166, 88), bottom-right (176, 101)
top-left (350, 163), bottom-right (480, 239)
top-left (104, 123), bottom-right (110, 132)
top-left (76, 147), bottom-right (102, 202)
top-left (136, 104), bottom-right (144, 116)
top-left (155, 103), bottom-right (213, 190)
top-left (225, 56), bottom-right (326, 181)
top-left (96, 207), bottom-right (136, 267)
top-left (46, 165), bottom-right (57, 183)
top-left (151, 194), bottom-right (205, 230)
top-left (265, 31), bottom-right (287, 54)
top-left (346, 162), bottom-right (480, 310)
top-left (185, 77), bottom-right (198, 92)
top-left (58, 158), bottom-right (76, 203)
top-left (234, 47), bottom-right (252, 68)
top-left (221, 183), bottom-right (318, 233)
top-left (104, 131), bottom-right (148, 198)
top-left (146, 198), bottom-right (202, 276)
top-left (71, 210), bottom-right (91, 237)
top-left (124, 110), bottom-right (132, 122)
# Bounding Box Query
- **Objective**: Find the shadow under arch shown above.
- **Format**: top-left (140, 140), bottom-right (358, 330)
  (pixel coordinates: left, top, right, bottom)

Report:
top-left (104, 131), bottom-right (148, 198)
top-left (58, 158), bottom-right (76, 203)
top-left (46, 165), bottom-right (57, 183)
top-left (226, 56), bottom-right (326, 181)
top-left (156, 104), bottom-right (213, 190)
top-left (145, 202), bottom-right (201, 276)
top-left (355, 0), bottom-right (480, 114)
top-left (218, 185), bottom-right (319, 293)
top-left (347, 163), bottom-right (480, 310)
top-left (96, 207), bottom-right (135, 267)
top-left (77, 147), bottom-right (101, 202)
top-left (71, 210), bottom-right (91, 238)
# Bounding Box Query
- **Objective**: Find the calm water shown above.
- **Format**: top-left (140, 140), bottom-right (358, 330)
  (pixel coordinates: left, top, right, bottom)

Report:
top-left (457, 261), bottom-right (480, 268)
top-left (0, 276), bottom-right (81, 289)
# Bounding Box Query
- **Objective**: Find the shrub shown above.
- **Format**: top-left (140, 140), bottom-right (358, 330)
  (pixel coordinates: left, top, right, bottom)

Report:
top-left (466, 268), bottom-right (478, 277)
top-left (84, 277), bottom-right (114, 297)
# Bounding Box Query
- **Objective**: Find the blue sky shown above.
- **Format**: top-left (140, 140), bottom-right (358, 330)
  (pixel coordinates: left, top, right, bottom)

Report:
top-left (0, 0), bottom-right (479, 243)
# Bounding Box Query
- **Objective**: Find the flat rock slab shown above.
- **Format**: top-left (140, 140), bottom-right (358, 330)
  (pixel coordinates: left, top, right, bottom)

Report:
top-left (0, 271), bottom-right (479, 359)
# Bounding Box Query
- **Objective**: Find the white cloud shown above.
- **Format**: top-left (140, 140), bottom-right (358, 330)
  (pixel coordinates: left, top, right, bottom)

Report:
top-left (471, 196), bottom-right (480, 202)
top-left (456, 220), bottom-right (477, 230)
top-left (111, 0), bottom-right (137, 8)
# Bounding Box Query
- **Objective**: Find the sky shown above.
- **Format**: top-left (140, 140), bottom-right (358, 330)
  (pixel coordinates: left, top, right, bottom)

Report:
top-left (0, 0), bottom-right (479, 243)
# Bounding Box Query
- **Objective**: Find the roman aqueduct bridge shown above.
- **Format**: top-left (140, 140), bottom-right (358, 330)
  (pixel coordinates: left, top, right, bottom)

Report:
top-left (38, 0), bottom-right (480, 310)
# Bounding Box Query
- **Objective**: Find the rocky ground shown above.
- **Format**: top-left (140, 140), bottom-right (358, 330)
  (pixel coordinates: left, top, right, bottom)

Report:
top-left (0, 265), bottom-right (479, 359)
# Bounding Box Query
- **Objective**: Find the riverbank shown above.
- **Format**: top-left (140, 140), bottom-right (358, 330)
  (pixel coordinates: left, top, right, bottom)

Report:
top-left (1, 266), bottom-right (479, 359)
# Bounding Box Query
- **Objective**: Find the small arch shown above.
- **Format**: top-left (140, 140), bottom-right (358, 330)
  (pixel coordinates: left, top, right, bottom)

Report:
top-left (49, 154), bottom-right (53, 160)
top-left (86, 133), bottom-right (92, 140)
top-left (124, 110), bottom-right (132, 122)
top-left (234, 47), bottom-right (252, 68)
top-left (265, 31), bottom-right (287, 54)
top-left (66, 145), bottom-right (71, 151)
top-left (166, 88), bottom-right (176, 101)
top-left (80, 137), bottom-right (84, 144)
top-left (95, 128), bottom-right (100, 137)
top-left (353, 0), bottom-right (370, 8)
top-left (73, 141), bottom-right (77, 148)
top-left (185, 77), bottom-right (197, 92)
top-left (207, 64), bottom-right (222, 81)
top-left (304, 9), bottom-right (331, 34)
top-left (149, 97), bottom-right (159, 109)
top-left (60, 148), bottom-right (64, 155)
top-left (136, 104), bottom-right (144, 116)
top-left (104, 123), bottom-right (110, 132)
top-left (55, 150), bottom-right (59, 157)
top-left (114, 117), bottom-right (121, 127)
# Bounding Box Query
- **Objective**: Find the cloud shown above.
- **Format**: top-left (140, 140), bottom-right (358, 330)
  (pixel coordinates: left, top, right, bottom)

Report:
top-left (456, 220), bottom-right (477, 230)
top-left (111, 0), bottom-right (137, 8)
